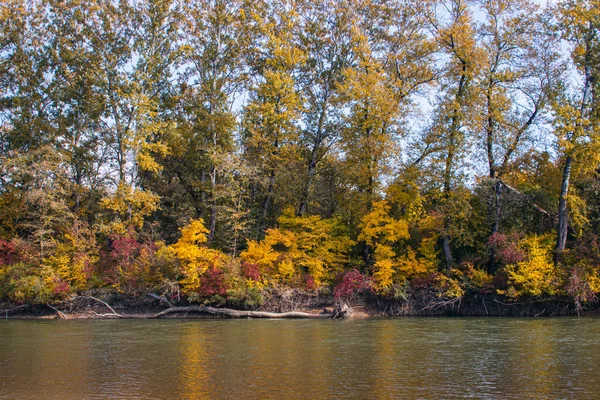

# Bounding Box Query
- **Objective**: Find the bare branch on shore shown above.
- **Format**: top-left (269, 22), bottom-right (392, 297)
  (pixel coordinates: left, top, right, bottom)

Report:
top-left (1, 304), bottom-right (28, 319)
top-left (152, 305), bottom-right (331, 319)
top-left (147, 293), bottom-right (174, 308)
top-left (46, 303), bottom-right (68, 319)
top-left (73, 296), bottom-right (122, 318)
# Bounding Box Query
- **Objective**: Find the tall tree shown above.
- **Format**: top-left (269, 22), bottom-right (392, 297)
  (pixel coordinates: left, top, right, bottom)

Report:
top-left (475, 0), bottom-right (558, 272)
top-left (242, 1), bottom-right (305, 234)
top-left (174, 0), bottom-right (249, 242)
top-left (554, 0), bottom-right (600, 258)
top-left (426, 0), bottom-right (481, 267)
top-left (294, 0), bottom-right (354, 216)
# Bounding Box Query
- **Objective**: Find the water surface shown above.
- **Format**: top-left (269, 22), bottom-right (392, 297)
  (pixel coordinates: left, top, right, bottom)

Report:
top-left (0, 318), bottom-right (598, 399)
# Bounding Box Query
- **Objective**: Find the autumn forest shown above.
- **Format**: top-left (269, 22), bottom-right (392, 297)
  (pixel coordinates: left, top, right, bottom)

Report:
top-left (0, 0), bottom-right (599, 314)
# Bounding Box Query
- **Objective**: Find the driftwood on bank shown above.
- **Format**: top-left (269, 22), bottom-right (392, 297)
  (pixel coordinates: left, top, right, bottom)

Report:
top-left (152, 305), bottom-right (332, 319)
top-left (72, 295), bottom-right (122, 318)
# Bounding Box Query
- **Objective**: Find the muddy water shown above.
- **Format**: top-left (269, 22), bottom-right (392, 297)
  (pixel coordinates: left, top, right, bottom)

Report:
top-left (0, 317), bottom-right (598, 399)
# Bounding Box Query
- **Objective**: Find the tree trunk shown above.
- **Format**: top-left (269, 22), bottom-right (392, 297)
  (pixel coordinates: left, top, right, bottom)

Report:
top-left (488, 179), bottom-right (502, 274)
top-left (260, 168), bottom-right (276, 232)
top-left (555, 155), bottom-right (572, 257)
top-left (298, 98), bottom-right (328, 217)
top-left (208, 165), bottom-right (217, 242)
top-left (297, 148), bottom-right (318, 217)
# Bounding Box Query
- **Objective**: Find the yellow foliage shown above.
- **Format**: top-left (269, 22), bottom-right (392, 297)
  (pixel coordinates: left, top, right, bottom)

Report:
top-left (358, 201), bottom-right (409, 247)
top-left (372, 245), bottom-right (396, 292)
top-left (168, 219), bottom-right (227, 295)
top-left (241, 239), bottom-right (279, 274)
top-left (397, 236), bottom-right (440, 280)
top-left (469, 268), bottom-right (493, 289)
top-left (587, 271), bottom-right (600, 293)
top-left (44, 234), bottom-right (94, 291)
top-left (359, 201), bottom-right (411, 292)
top-left (101, 183), bottom-right (160, 233)
top-left (434, 273), bottom-right (465, 299)
top-left (240, 208), bottom-right (354, 286)
top-left (502, 234), bottom-right (560, 298)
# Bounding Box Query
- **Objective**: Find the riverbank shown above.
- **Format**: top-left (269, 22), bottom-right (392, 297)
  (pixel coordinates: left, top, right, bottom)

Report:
top-left (2, 290), bottom-right (597, 319)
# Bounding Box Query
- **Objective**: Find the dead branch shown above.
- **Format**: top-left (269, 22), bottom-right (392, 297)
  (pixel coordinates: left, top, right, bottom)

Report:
top-left (419, 296), bottom-right (462, 312)
top-left (147, 293), bottom-right (174, 308)
top-left (534, 309), bottom-right (545, 317)
top-left (499, 180), bottom-right (552, 218)
top-left (152, 305), bottom-right (331, 319)
top-left (91, 311), bottom-right (122, 318)
top-left (74, 296), bottom-right (122, 318)
top-left (1, 304), bottom-right (28, 319)
top-left (493, 299), bottom-right (523, 306)
top-left (46, 303), bottom-right (67, 319)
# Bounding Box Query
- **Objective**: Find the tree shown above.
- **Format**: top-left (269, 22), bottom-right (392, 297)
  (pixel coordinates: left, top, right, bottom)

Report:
top-left (242, 1), bottom-right (305, 233)
top-left (553, 0), bottom-right (600, 258)
top-left (425, 0), bottom-right (481, 267)
top-left (474, 0), bottom-right (559, 272)
top-left (175, 0), bottom-right (249, 242)
top-left (294, 0), bottom-right (354, 216)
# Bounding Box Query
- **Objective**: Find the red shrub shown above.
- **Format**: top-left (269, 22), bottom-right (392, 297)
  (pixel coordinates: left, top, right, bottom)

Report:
top-left (304, 274), bottom-right (316, 291)
top-left (334, 270), bottom-right (372, 299)
top-left (489, 233), bottom-right (524, 265)
top-left (0, 239), bottom-right (26, 265)
top-left (52, 280), bottom-right (70, 296)
top-left (198, 267), bottom-right (228, 298)
top-left (241, 262), bottom-right (261, 281)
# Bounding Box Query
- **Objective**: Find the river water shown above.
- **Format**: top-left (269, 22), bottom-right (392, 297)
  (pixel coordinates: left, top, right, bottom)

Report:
top-left (0, 317), bottom-right (598, 399)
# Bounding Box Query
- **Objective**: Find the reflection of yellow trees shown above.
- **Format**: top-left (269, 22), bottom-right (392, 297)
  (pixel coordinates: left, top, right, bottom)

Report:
top-left (372, 320), bottom-right (395, 399)
top-left (178, 324), bottom-right (211, 400)
top-left (503, 320), bottom-right (559, 397)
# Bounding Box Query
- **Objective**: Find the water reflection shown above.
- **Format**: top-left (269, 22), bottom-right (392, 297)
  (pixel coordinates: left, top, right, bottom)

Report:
top-left (0, 318), bottom-right (599, 399)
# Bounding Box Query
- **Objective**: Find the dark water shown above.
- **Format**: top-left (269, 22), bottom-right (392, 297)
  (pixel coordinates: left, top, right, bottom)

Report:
top-left (0, 318), bottom-right (598, 399)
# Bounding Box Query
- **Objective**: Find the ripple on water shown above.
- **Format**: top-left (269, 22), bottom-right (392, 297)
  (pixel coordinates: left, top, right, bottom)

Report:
top-left (0, 317), bottom-right (598, 399)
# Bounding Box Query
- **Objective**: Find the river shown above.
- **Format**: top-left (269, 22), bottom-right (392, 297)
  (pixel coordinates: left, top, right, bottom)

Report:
top-left (0, 318), bottom-right (598, 399)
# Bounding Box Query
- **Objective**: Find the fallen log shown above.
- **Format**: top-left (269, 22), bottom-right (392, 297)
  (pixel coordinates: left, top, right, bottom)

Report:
top-left (152, 305), bottom-right (331, 319)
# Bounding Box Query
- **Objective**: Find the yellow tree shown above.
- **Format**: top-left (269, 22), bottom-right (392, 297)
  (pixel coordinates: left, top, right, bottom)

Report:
top-left (553, 0), bottom-right (600, 257)
top-left (176, 0), bottom-right (250, 242)
top-left (358, 201), bottom-right (409, 293)
top-left (474, 0), bottom-right (560, 272)
top-left (425, 0), bottom-right (482, 267)
top-left (338, 27), bottom-right (401, 217)
top-left (168, 218), bottom-right (227, 296)
top-left (242, 1), bottom-right (305, 232)
top-left (241, 207), bottom-right (354, 286)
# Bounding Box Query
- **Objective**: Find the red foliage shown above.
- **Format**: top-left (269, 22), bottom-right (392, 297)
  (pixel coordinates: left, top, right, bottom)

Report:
top-left (0, 239), bottom-right (25, 265)
top-left (102, 233), bottom-right (159, 292)
top-left (304, 274), bottom-right (316, 290)
top-left (241, 262), bottom-right (261, 281)
top-left (574, 233), bottom-right (600, 265)
top-left (198, 267), bottom-right (228, 298)
top-left (334, 270), bottom-right (372, 299)
top-left (411, 276), bottom-right (436, 290)
top-left (107, 234), bottom-right (157, 266)
top-left (489, 233), bottom-right (525, 265)
top-left (52, 279), bottom-right (70, 296)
